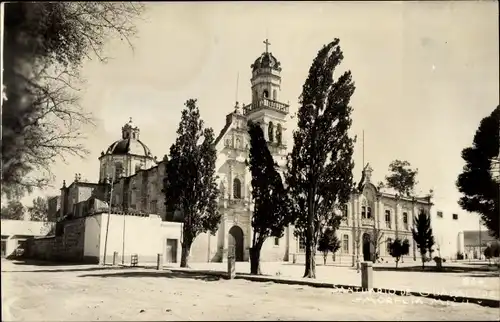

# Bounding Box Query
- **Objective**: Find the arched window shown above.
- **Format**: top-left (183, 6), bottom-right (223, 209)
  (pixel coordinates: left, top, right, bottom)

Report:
top-left (403, 212), bottom-right (408, 229)
top-left (233, 178), bottom-right (242, 199)
top-left (367, 207), bottom-right (372, 219)
top-left (273, 89), bottom-right (277, 100)
top-left (276, 123), bottom-right (282, 145)
top-left (268, 122), bottom-right (274, 142)
top-left (263, 90), bottom-right (269, 98)
top-left (361, 206), bottom-right (366, 219)
top-left (114, 162), bottom-right (123, 181)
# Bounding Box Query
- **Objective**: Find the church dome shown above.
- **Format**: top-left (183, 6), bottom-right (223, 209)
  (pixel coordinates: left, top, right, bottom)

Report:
top-left (106, 139), bottom-right (153, 157)
top-left (251, 52), bottom-right (282, 72)
top-left (104, 118), bottom-right (153, 158)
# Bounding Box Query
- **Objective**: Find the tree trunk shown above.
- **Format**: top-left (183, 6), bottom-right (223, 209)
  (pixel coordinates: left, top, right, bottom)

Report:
top-left (304, 247), bottom-right (316, 278)
top-left (180, 241), bottom-right (192, 268)
top-left (421, 253), bottom-right (425, 270)
top-left (304, 185), bottom-right (316, 278)
top-left (323, 253), bottom-right (327, 266)
top-left (250, 246), bottom-right (262, 275)
top-left (395, 258), bottom-right (399, 269)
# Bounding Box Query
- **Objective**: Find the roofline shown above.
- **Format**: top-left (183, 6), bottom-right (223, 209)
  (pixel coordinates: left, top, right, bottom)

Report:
top-left (111, 160), bottom-right (166, 183)
top-left (214, 113), bottom-right (234, 147)
top-left (62, 181), bottom-right (102, 190)
top-left (98, 153), bottom-right (156, 160)
top-left (101, 138), bottom-right (154, 159)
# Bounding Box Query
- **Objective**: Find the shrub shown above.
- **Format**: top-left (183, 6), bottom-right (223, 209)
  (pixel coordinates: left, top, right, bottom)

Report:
top-left (433, 256), bottom-right (443, 264)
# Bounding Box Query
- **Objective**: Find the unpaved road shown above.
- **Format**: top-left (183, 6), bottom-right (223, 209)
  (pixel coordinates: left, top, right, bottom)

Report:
top-left (2, 260), bottom-right (498, 321)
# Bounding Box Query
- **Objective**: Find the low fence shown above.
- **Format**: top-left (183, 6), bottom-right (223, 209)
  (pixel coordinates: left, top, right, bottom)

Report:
top-left (291, 252), bottom-right (353, 267)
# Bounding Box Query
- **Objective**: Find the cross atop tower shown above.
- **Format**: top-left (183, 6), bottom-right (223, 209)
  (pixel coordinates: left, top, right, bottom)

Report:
top-left (263, 38), bottom-right (271, 53)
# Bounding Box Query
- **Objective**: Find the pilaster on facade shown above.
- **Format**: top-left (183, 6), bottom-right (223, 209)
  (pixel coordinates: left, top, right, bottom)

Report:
top-left (222, 219), bottom-right (228, 251)
top-left (355, 193), bottom-right (361, 228)
top-left (228, 163), bottom-right (234, 201)
top-left (375, 193), bottom-right (382, 230)
top-left (394, 195), bottom-right (400, 239)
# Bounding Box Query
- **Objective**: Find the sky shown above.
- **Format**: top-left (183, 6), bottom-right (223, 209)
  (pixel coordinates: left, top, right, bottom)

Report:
top-left (22, 1), bottom-right (499, 229)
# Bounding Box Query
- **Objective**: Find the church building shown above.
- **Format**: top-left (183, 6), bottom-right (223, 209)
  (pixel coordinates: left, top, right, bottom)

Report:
top-left (48, 40), bottom-right (433, 266)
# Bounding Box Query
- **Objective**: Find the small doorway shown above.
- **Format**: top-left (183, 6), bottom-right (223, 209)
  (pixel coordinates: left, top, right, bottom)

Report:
top-left (362, 233), bottom-right (371, 261)
top-left (228, 226), bottom-right (244, 261)
top-left (165, 239), bottom-right (178, 263)
top-left (1, 240), bottom-right (7, 257)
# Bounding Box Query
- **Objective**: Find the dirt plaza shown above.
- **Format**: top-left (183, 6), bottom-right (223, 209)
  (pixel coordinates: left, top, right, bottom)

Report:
top-left (2, 259), bottom-right (499, 321)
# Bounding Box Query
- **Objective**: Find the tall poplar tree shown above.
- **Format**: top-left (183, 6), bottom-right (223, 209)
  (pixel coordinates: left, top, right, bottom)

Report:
top-left (247, 121), bottom-right (291, 274)
top-left (286, 39), bottom-right (356, 278)
top-left (163, 99), bottom-right (221, 268)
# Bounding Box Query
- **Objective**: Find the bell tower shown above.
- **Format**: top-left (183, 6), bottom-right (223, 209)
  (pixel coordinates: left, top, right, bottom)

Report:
top-left (243, 39), bottom-right (289, 150)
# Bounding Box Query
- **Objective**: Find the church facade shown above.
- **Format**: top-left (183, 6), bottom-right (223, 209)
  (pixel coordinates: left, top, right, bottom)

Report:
top-left (52, 41), bottom-right (432, 265)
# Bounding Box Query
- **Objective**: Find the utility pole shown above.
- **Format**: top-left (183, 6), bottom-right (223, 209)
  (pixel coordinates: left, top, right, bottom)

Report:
top-left (102, 172), bottom-right (115, 266)
top-left (122, 197), bottom-right (126, 265)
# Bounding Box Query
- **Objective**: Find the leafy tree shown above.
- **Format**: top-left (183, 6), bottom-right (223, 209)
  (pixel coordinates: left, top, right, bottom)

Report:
top-left (2, 3), bottom-right (145, 199)
top-left (286, 39), bottom-right (356, 278)
top-left (247, 121), bottom-right (292, 274)
top-left (427, 234), bottom-right (435, 260)
top-left (1, 200), bottom-right (26, 220)
top-left (163, 99), bottom-right (221, 268)
top-left (385, 160), bottom-right (418, 197)
top-left (317, 228), bottom-right (341, 265)
top-left (484, 246), bottom-right (493, 263)
top-left (388, 238), bottom-right (410, 268)
top-left (456, 106), bottom-right (500, 239)
top-left (412, 209), bottom-right (435, 269)
top-left (27, 197), bottom-right (49, 222)
top-left (492, 241), bottom-right (500, 258)
top-left (370, 227), bottom-right (385, 263)
top-left (484, 241), bottom-right (500, 264)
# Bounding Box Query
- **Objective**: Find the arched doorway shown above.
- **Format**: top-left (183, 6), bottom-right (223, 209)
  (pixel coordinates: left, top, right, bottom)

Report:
top-left (228, 226), bottom-right (244, 261)
top-left (362, 233), bottom-right (371, 261)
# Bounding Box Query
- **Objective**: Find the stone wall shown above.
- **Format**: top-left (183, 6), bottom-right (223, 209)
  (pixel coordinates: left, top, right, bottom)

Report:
top-left (24, 217), bottom-right (88, 263)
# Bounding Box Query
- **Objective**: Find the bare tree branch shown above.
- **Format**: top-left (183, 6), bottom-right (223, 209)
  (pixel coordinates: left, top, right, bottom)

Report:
top-left (2, 2), bottom-right (145, 199)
